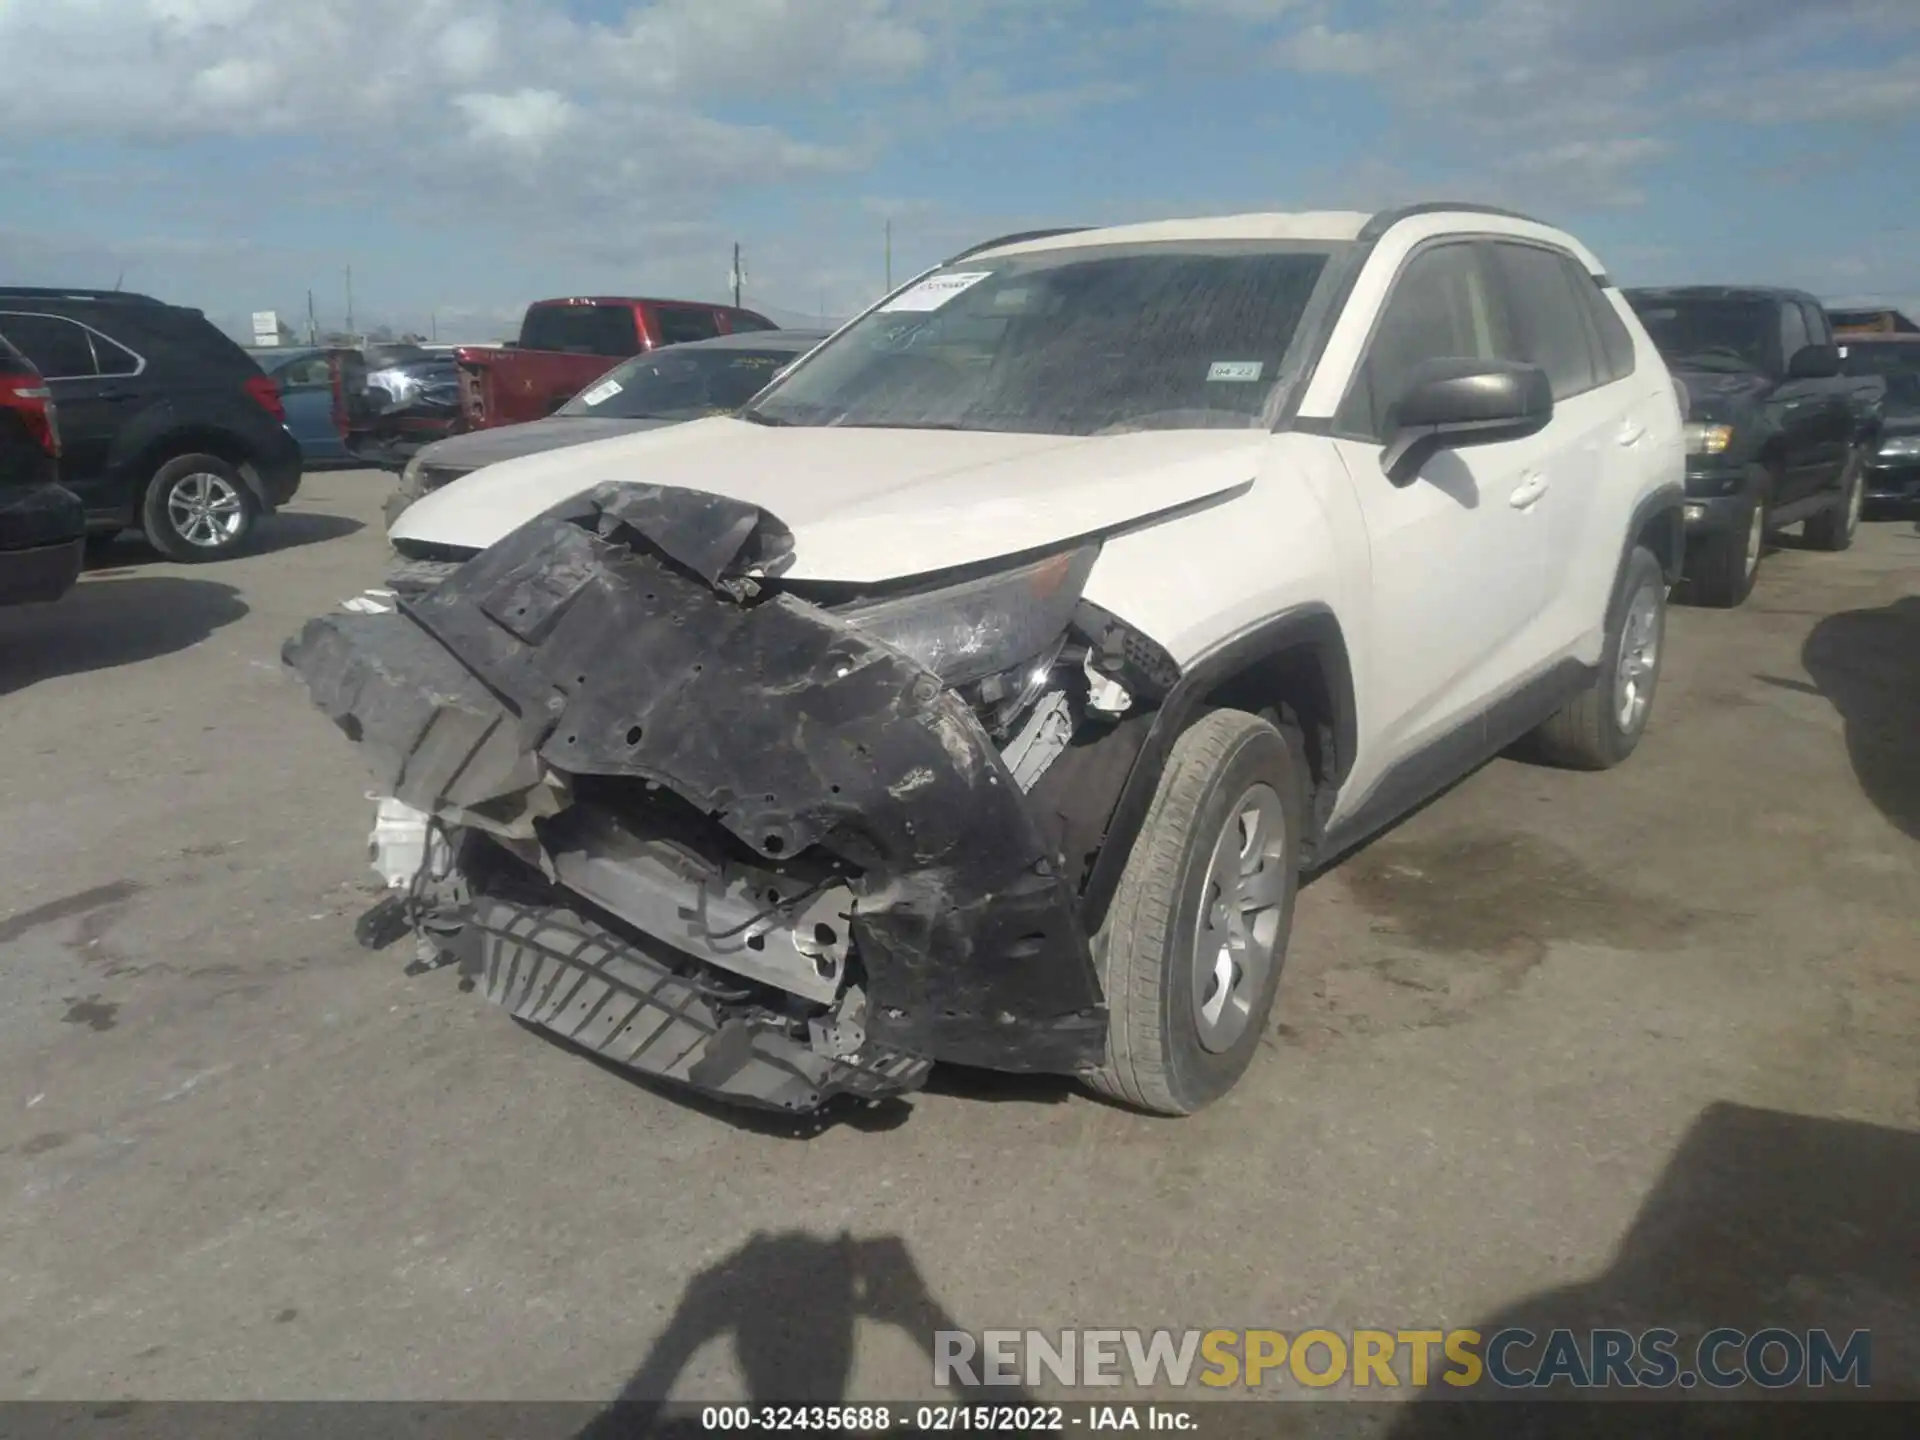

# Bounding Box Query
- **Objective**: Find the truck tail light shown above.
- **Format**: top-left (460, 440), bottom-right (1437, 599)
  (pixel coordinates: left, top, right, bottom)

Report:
top-left (2, 380), bottom-right (61, 458)
top-left (244, 372), bottom-right (286, 422)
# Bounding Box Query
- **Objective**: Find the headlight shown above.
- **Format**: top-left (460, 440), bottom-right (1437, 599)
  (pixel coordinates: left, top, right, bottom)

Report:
top-left (1879, 434), bottom-right (1920, 459)
top-left (401, 454), bottom-right (424, 488)
top-left (1685, 422), bottom-right (1734, 455)
top-left (836, 546), bottom-right (1098, 688)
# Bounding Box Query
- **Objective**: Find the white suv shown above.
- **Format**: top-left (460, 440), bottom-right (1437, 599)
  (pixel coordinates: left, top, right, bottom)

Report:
top-left (290, 203), bottom-right (1686, 1116)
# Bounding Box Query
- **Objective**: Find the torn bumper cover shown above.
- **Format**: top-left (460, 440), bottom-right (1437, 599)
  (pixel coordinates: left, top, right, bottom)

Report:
top-left (284, 482), bottom-right (1108, 1110)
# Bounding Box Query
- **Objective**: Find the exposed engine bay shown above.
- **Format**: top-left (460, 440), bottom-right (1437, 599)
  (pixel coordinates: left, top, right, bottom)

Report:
top-left (284, 482), bottom-right (1181, 1112)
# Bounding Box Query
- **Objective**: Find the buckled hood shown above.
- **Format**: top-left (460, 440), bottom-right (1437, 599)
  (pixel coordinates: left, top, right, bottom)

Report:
top-left (389, 415), bottom-right (1264, 583)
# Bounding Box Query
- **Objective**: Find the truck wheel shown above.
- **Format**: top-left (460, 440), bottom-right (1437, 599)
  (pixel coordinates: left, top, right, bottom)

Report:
top-left (1526, 545), bottom-right (1667, 771)
top-left (1803, 446), bottom-right (1866, 552)
top-left (1681, 473), bottom-right (1766, 608)
top-left (141, 454), bottom-right (256, 562)
top-left (1087, 709), bottom-right (1305, 1116)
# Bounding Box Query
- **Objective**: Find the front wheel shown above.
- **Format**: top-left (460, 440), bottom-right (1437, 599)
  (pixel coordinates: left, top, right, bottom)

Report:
top-left (1526, 544), bottom-right (1667, 771)
top-left (1680, 480), bottom-right (1765, 609)
top-left (1087, 709), bottom-right (1305, 1116)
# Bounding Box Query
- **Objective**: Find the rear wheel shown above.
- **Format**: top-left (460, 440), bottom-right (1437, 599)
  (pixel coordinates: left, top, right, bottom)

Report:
top-left (1527, 545), bottom-right (1667, 770)
top-left (1087, 709), bottom-right (1305, 1116)
top-left (1803, 446), bottom-right (1865, 552)
top-left (1681, 471), bottom-right (1767, 608)
top-left (141, 454), bottom-right (256, 562)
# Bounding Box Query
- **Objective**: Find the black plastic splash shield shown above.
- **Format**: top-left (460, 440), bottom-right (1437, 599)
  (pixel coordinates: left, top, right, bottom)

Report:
top-left (285, 482), bottom-right (1107, 1078)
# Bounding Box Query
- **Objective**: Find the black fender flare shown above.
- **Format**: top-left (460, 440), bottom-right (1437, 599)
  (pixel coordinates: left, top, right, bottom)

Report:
top-left (1076, 604), bottom-right (1357, 934)
top-left (1624, 481), bottom-right (1686, 584)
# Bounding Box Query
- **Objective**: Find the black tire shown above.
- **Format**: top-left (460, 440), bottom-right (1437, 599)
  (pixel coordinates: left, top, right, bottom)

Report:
top-left (1803, 446), bottom-right (1866, 552)
top-left (1087, 709), bottom-right (1306, 1116)
top-left (1679, 470), bottom-right (1767, 608)
top-left (141, 453), bottom-right (257, 563)
top-left (1526, 545), bottom-right (1668, 771)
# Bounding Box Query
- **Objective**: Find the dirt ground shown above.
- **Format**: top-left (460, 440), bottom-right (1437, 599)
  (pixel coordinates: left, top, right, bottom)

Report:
top-left (1, 470), bottom-right (1914, 1412)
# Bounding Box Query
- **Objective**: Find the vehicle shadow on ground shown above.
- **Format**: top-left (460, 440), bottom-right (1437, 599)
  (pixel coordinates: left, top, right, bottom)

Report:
top-left (1387, 1102), bottom-right (1919, 1437)
top-left (84, 511), bottom-right (364, 570)
top-left (576, 1232), bottom-right (1029, 1437)
top-left (0, 575), bottom-right (247, 694)
top-left (1761, 594), bottom-right (1920, 840)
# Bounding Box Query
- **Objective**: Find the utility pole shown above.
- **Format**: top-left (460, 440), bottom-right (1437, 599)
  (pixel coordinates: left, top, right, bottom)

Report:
top-left (731, 242), bottom-right (744, 308)
top-left (885, 220), bottom-right (892, 292)
top-left (306, 289), bottom-right (317, 345)
top-left (344, 265), bottom-right (354, 340)
top-left (430, 311), bottom-right (438, 342)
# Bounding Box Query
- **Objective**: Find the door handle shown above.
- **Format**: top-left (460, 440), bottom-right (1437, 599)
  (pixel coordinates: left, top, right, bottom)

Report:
top-left (97, 387), bottom-right (134, 401)
top-left (1616, 421), bottom-right (1646, 447)
top-left (1509, 474), bottom-right (1549, 509)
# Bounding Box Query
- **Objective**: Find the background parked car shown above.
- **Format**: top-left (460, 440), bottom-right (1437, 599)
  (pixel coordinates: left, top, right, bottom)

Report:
top-left (247, 345), bottom-right (363, 465)
top-left (385, 329), bottom-right (827, 529)
top-left (1840, 333), bottom-right (1920, 512)
top-left (0, 332), bottom-right (85, 606)
top-left (1625, 286), bottom-right (1871, 607)
top-left (0, 286), bottom-right (301, 561)
top-left (454, 296), bottom-right (777, 431)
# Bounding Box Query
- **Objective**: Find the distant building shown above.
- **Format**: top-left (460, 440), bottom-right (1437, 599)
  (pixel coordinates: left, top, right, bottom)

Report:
top-left (1829, 306), bottom-right (1918, 336)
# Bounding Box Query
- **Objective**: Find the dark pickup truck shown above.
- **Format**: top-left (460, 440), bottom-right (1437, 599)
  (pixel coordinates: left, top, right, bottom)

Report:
top-left (454, 297), bottom-right (777, 431)
top-left (1625, 286), bottom-right (1881, 607)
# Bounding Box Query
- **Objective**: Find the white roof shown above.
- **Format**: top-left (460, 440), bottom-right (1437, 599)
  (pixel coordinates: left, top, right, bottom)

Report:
top-left (977, 211), bottom-right (1374, 258)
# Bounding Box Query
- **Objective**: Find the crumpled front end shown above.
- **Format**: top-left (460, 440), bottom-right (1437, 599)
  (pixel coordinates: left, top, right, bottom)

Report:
top-left (285, 482), bottom-right (1126, 1112)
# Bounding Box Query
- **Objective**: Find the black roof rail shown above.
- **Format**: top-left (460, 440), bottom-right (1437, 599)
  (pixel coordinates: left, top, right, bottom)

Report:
top-left (944, 227), bottom-right (1091, 263)
top-left (0, 285), bottom-right (166, 305)
top-left (1359, 202), bottom-right (1548, 240)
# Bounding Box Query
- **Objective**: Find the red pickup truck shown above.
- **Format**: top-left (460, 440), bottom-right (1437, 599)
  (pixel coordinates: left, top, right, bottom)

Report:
top-left (455, 297), bottom-right (777, 430)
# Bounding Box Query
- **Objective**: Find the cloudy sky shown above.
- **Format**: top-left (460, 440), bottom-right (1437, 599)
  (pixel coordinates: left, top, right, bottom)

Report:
top-left (3, 0), bottom-right (1916, 341)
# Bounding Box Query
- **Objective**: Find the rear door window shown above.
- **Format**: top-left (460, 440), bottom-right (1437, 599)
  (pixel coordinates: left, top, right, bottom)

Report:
top-left (1578, 274), bottom-right (1638, 384)
top-left (0, 312), bottom-right (100, 378)
top-left (655, 307), bottom-right (723, 346)
top-left (1485, 242), bottom-right (1599, 401)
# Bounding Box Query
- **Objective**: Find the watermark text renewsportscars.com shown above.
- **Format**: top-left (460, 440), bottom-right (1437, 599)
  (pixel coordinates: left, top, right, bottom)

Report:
top-left (933, 1327), bottom-right (1872, 1391)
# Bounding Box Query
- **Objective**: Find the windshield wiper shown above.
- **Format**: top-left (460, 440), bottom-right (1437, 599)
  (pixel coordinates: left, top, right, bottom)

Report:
top-left (830, 420), bottom-right (970, 431)
top-left (736, 409), bottom-right (793, 427)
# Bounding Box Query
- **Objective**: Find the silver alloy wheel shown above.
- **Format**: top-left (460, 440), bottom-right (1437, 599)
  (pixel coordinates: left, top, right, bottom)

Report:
top-left (1191, 782), bottom-right (1288, 1054)
top-left (1615, 580), bottom-right (1661, 734)
top-left (166, 472), bottom-right (246, 549)
top-left (1744, 501), bottom-right (1764, 577)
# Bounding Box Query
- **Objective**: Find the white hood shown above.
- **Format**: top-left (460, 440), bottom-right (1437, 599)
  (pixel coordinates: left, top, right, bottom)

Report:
top-left (390, 416), bottom-right (1264, 583)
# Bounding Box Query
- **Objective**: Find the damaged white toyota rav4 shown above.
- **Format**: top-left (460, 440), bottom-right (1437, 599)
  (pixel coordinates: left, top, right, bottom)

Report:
top-left (286, 204), bottom-right (1685, 1116)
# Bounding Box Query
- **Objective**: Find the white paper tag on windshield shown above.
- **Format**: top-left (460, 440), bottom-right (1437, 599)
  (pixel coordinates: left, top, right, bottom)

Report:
top-left (1207, 360), bottom-right (1264, 383)
top-left (880, 271), bottom-right (993, 313)
top-left (578, 377), bottom-right (622, 407)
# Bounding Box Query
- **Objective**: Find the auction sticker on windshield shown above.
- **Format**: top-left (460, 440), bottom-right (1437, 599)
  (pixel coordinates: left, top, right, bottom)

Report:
top-left (1208, 361), bottom-right (1264, 383)
top-left (578, 377), bottom-right (623, 407)
top-left (881, 271), bottom-right (994, 313)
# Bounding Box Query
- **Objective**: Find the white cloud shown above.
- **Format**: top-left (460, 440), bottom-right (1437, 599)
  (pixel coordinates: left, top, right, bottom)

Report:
top-left (454, 89), bottom-right (580, 153)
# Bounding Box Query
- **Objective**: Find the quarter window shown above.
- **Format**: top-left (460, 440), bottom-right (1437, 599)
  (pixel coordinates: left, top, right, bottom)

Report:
top-left (1337, 243), bottom-right (1511, 441)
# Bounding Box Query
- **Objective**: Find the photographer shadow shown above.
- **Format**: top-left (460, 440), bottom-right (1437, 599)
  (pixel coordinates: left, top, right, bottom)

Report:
top-left (579, 1231), bottom-right (1029, 1438)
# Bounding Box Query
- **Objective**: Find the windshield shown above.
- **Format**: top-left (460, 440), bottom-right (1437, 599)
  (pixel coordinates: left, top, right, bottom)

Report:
top-left (1627, 298), bottom-right (1774, 372)
top-left (1839, 342), bottom-right (1920, 405)
top-left (743, 243), bottom-right (1339, 435)
top-left (559, 347), bottom-right (799, 420)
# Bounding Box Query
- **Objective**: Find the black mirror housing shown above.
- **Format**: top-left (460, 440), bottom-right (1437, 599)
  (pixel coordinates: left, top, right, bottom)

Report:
top-left (1381, 358), bottom-right (1554, 481)
top-left (1787, 343), bottom-right (1840, 380)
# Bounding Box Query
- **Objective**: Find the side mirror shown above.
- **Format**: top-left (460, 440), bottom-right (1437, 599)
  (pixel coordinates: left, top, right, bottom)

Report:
top-left (1787, 343), bottom-right (1840, 380)
top-left (1381, 358), bottom-right (1554, 482)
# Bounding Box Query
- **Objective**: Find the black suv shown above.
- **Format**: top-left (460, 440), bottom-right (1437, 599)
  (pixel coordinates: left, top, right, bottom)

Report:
top-left (1625, 286), bottom-right (1876, 607)
top-left (0, 287), bottom-right (302, 561)
top-left (0, 333), bottom-right (84, 605)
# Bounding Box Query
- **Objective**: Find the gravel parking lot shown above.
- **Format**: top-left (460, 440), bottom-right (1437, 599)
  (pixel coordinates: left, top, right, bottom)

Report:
top-left (1, 470), bottom-right (1915, 1408)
